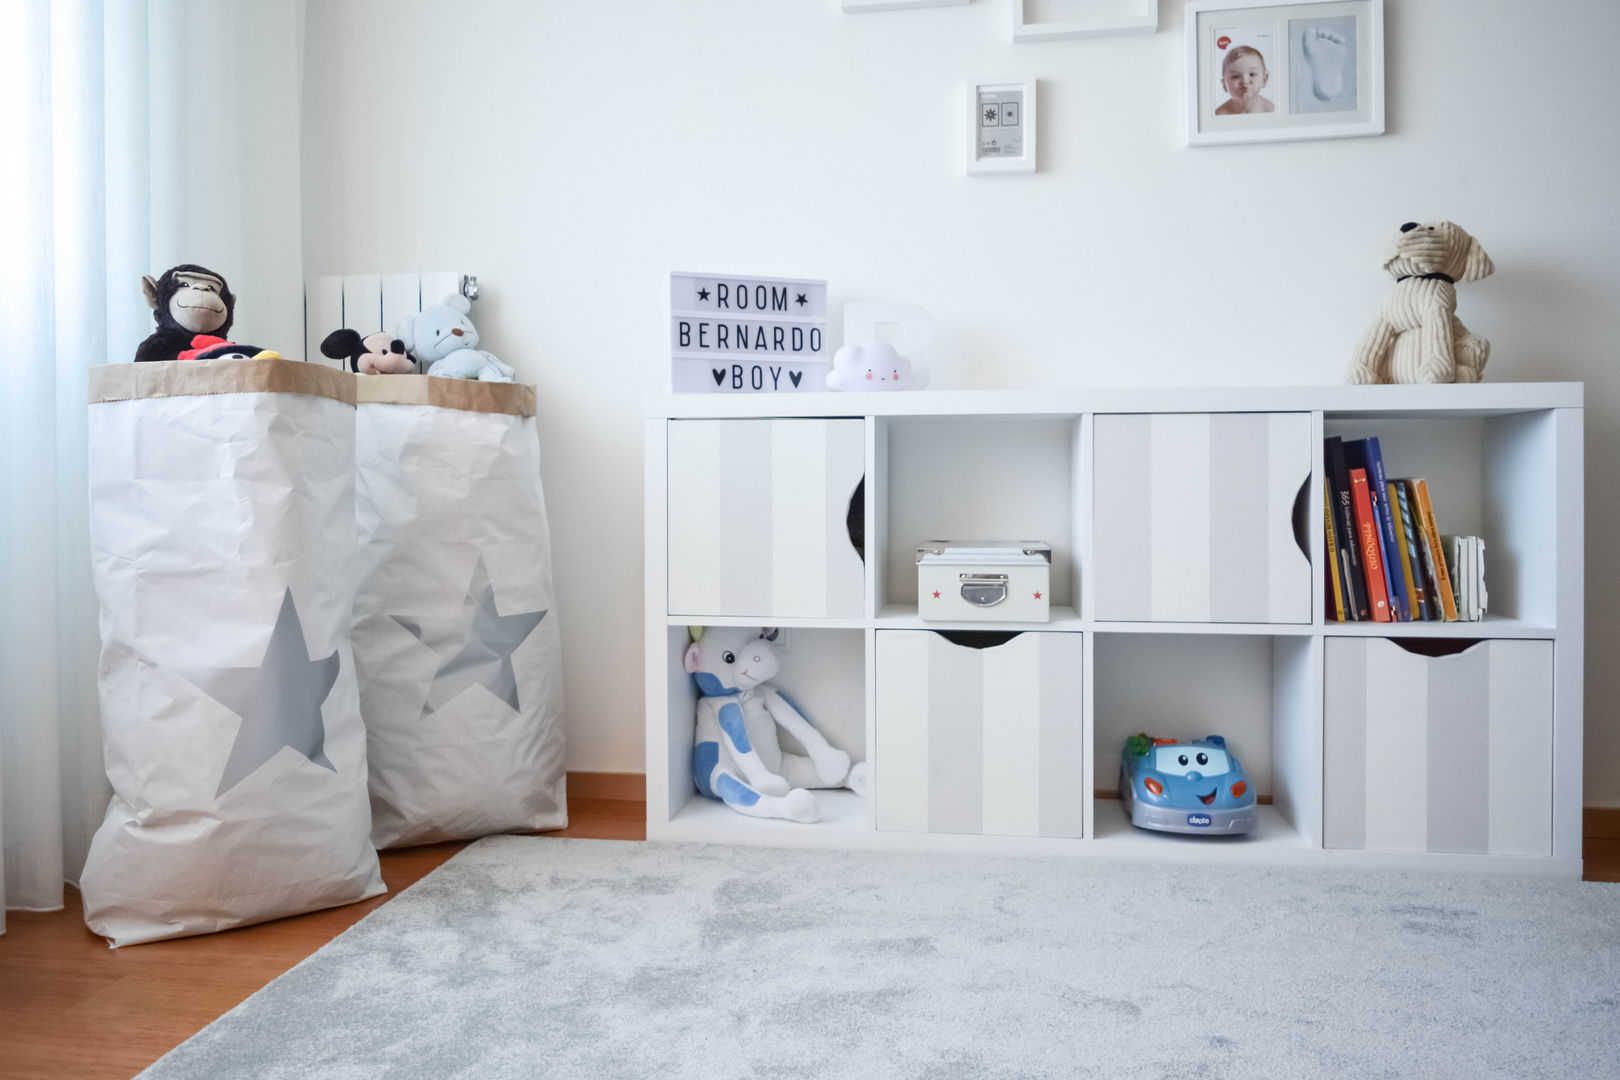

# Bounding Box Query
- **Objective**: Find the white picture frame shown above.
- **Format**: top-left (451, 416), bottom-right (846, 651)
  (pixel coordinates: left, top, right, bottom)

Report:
top-left (966, 79), bottom-right (1037, 174)
top-left (1186, 0), bottom-right (1383, 146)
top-left (843, 0), bottom-right (969, 12)
top-left (1011, 0), bottom-right (1157, 42)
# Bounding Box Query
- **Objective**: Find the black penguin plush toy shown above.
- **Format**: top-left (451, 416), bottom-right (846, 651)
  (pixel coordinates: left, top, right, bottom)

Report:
top-left (135, 264), bottom-right (236, 363)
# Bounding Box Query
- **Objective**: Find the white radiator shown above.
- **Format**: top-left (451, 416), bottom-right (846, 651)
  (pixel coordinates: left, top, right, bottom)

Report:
top-left (304, 272), bottom-right (474, 370)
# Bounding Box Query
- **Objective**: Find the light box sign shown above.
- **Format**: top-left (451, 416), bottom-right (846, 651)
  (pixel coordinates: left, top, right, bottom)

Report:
top-left (669, 272), bottom-right (828, 393)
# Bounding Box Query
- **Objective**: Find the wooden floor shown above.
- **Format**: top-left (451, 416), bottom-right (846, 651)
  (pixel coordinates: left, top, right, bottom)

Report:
top-left (0, 792), bottom-right (644, 1080)
top-left (1, 794), bottom-right (1614, 1080)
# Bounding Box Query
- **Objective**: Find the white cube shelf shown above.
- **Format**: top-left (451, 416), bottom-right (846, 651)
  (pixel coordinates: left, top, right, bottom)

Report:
top-left (645, 385), bottom-right (1584, 877)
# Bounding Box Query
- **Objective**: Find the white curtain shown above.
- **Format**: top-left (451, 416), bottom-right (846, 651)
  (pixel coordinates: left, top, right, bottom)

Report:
top-left (0, 0), bottom-right (307, 932)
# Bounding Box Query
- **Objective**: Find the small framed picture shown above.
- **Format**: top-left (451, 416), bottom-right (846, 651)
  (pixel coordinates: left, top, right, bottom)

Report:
top-left (1010, 0), bottom-right (1156, 42)
top-left (1186, 0), bottom-right (1383, 146)
top-left (967, 79), bottom-right (1037, 174)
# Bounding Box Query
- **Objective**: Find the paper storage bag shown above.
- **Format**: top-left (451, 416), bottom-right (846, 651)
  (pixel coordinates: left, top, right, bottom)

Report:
top-left (353, 376), bottom-right (567, 849)
top-left (80, 358), bottom-right (384, 946)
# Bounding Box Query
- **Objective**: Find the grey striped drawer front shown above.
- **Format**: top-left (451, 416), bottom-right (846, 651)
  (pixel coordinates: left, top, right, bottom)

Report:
top-left (667, 419), bottom-right (865, 619)
top-left (1323, 638), bottom-right (1553, 857)
top-left (1093, 412), bottom-right (1311, 623)
top-left (875, 630), bottom-right (1084, 839)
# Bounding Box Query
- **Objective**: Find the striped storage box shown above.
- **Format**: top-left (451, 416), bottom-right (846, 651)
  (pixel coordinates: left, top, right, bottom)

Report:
top-left (667, 419), bottom-right (865, 619)
top-left (1093, 412), bottom-right (1311, 623)
top-left (1323, 637), bottom-right (1553, 856)
top-left (875, 630), bottom-right (1084, 838)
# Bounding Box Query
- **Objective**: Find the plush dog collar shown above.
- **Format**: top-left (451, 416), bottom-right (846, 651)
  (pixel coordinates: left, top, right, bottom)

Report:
top-left (1396, 272), bottom-right (1456, 284)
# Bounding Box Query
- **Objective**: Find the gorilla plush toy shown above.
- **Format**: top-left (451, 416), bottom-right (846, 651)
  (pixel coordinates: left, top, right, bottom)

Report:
top-left (135, 264), bottom-right (235, 363)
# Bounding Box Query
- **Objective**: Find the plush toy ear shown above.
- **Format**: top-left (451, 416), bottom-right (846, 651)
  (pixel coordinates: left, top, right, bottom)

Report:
top-left (142, 275), bottom-right (159, 309)
top-left (1460, 234), bottom-right (1494, 283)
top-left (759, 628), bottom-right (779, 642)
top-left (683, 643), bottom-right (703, 674)
top-left (443, 294), bottom-right (471, 315)
top-left (320, 329), bottom-right (362, 360)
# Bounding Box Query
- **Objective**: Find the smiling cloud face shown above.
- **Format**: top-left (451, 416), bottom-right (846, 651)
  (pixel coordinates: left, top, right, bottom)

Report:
top-left (827, 340), bottom-right (917, 391)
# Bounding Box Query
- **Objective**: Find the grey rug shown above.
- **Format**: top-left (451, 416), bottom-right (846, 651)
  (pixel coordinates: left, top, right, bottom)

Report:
top-left (140, 837), bottom-right (1620, 1080)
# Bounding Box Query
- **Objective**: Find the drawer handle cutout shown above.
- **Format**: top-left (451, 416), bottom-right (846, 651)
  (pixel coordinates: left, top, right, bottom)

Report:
top-left (932, 630), bottom-right (1024, 649)
top-left (1291, 474), bottom-right (1310, 563)
top-left (1389, 637), bottom-right (1485, 658)
top-left (846, 476), bottom-right (865, 563)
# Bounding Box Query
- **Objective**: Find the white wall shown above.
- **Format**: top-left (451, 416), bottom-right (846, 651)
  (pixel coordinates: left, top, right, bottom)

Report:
top-left (301, 0), bottom-right (1620, 803)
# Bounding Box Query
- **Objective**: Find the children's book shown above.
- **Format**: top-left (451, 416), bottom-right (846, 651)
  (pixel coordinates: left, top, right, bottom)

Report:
top-left (1349, 467), bottom-right (1391, 621)
top-left (1403, 479), bottom-right (1448, 622)
top-left (1362, 438), bottom-right (1411, 621)
top-left (1444, 535), bottom-right (1469, 621)
top-left (1323, 437), bottom-right (1368, 620)
top-left (1411, 478), bottom-right (1458, 621)
top-left (1389, 481), bottom-right (1428, 621)
top-left (1324, 488), bottom-right (1345, 621)
top-left (1344, 440), bottom-right (1401, 621)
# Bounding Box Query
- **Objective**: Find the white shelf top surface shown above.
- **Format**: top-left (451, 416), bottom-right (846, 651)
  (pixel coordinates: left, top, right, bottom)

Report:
top-left (675, 608), bottom-right (1558, 639)
top-left (650, 383), bottom-right (1583, 420)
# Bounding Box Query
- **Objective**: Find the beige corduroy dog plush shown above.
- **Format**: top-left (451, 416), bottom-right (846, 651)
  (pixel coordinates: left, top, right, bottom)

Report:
top-left (1348, 221), bottom-right (1494, 384)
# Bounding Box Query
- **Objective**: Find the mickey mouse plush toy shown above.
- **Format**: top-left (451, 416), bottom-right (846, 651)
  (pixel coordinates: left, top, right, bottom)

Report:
top-left (319, 328), bottom-right (415, 374)
top-left (135, 264), bottom-right (236, 363)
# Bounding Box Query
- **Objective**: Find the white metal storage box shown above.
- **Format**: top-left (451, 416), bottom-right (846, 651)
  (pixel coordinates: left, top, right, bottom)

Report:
top-left (917, 540), bottom-right (1051, 622)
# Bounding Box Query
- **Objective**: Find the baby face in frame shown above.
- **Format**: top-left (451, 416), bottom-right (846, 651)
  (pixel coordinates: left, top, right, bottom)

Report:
top-left (1217, 46), bottom-right (1274, 114)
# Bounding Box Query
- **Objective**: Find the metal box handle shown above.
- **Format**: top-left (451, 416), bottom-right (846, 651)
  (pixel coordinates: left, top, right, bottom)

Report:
top-left (959, 573), bottom-right (1008, 608)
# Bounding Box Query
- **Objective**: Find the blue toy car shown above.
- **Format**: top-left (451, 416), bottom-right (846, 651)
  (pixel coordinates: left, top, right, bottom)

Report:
top-left (1120, 734), bottom-right (1256, 836)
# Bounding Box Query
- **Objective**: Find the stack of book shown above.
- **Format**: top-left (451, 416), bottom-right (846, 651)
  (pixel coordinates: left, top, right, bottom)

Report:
top-left (1323, 436), bottom-right (1483, 623)
top-left (1442, 534), bottom-right (1487, 622)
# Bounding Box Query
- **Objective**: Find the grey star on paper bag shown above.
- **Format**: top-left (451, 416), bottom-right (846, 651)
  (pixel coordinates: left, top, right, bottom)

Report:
top-left (393, 558), bottom-right (547, 719)
top-left (180, 588), bottom-right (339, 797)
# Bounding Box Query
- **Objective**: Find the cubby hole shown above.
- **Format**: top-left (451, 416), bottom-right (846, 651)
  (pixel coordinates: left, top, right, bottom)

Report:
top-left (1091, 633), bottom-right (1317, 849)
top-left (1323, 409), bottom-right (1559, 627)
top-left (663, 625), bottom-right (868, 830)
top-left (877, 415), bottom-right (1082, 620)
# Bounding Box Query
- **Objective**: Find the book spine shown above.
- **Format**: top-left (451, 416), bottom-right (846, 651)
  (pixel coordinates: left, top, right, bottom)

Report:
top-left (1324, 488), bottom-right (1345, 621)
top-left (1389, 481), bottom-right (1426, 621)
top-left (1325, 437), bottom-right (1367, 620)
top-left (1364, 438), bottom-right (1410, 621)
top-left (1398, 481), bottom-right (1433, 620)
top-left (1444, 535), bottom-right (1464, 620)
top-left (1344, 440), bottom-right (1391, 619)
top-left (1349, 468), bottom-right (1392, 621)
top-left (1413, 478), bottom-right (1459, 621)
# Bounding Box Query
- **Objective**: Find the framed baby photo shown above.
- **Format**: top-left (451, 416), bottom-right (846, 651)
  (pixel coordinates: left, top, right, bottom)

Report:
top-left (1185, 0), bottom-right (1383, 146)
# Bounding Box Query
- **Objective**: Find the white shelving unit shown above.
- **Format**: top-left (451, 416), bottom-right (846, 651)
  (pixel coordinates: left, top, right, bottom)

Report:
top-left (645, 385), bottom-right (1584, 878)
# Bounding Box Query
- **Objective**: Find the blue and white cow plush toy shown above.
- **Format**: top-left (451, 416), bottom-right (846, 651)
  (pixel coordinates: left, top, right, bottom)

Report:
top-left (395, 293), bottom-right (516, 382)
top-left (685, 626), bottom-right (867, 822)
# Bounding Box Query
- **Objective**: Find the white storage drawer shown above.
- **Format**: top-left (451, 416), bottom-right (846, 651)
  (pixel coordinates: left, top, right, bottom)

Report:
top-left (667, 419), bottom-right (865, 619)
top-left (1093, 412), bottom-right (1311, 623)
top-left (875, 630), bottom-right (1084, 838)
top-left (1323, 637), bottom-right (1553, 857)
